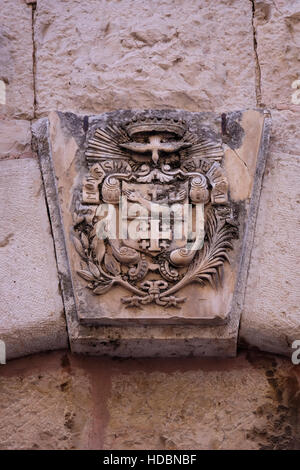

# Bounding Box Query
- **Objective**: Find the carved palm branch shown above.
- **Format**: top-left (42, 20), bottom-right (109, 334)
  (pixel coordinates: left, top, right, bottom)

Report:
top-left (161, 208), bottom-right (237, 298)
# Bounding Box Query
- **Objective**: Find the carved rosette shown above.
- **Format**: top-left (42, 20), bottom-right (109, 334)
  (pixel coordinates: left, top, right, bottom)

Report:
top-left (73, 113), bottom-right (238, 308)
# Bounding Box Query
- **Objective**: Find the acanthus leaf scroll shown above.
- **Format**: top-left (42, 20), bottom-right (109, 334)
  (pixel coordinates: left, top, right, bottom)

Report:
top-left (73, 114), bottom-right (238, 308)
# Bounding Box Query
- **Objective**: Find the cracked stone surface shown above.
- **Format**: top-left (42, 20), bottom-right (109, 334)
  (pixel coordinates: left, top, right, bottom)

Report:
top-left (0, 158), bottom-right (68, 359)
top-left (0, 0), bottom-right (34, 119)
top-left (253, 0), bottom-right (300, 108)
top-left (34, 0), bottom-right (256, 117)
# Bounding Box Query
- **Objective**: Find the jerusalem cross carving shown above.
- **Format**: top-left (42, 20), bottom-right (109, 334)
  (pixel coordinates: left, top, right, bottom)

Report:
top-left (73, 112), bottom-right (238, 311)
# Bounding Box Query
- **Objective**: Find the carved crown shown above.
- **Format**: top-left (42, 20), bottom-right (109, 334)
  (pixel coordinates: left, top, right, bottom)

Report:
top-left (125, 116), bottom-right (187, 137)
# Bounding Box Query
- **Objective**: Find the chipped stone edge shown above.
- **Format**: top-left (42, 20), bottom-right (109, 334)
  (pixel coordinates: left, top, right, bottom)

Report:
top-left (233, 110), bottom-right (272, 339)
top-left (33, 110), bottom-right (271, 358)
top-left (0, 156), bottom-right (69, 359)
top-left (32, 118), bottom-right (76, 341)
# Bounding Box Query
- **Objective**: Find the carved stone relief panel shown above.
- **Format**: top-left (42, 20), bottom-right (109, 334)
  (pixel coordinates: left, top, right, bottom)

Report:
top-left (34, 109), bottom-right (271, 356)
top-left (74, 114), bottom-right (238, 324)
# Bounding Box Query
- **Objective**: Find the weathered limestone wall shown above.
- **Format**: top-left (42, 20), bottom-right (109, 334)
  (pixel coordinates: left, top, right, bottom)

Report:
top-left (0, 350), bottom-right (300, 450)
top-left (34, 0), bottom-right (256, 114)
top-left (0, 0), bottom-right (34, 119)
top-left (0, 0), bottom-right (299, 449)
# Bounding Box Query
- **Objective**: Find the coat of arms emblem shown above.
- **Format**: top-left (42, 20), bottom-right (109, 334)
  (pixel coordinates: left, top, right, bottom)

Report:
top-left (73, 112), bottom-right (238, 309)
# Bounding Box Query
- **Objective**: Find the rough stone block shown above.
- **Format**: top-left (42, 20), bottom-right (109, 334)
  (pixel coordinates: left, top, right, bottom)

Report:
top-left (0, 158), bottom-right (68, 359)
top-left (254, 0), bottom-right (300, 108)
top-left (0, 120), bottom-right (33, 160)
top-left (268, 109), bottom-right (300, 155)
top-left (0, 0), bottom-right (34, 119)
top-left (34, 0), bottom-right (256, 117)
top-left (104, 353), bottom-right (300, 450)
top-left (240, 149), bottom-right (300, 356)
top-left (0, 352), bottom-right (93, 450)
